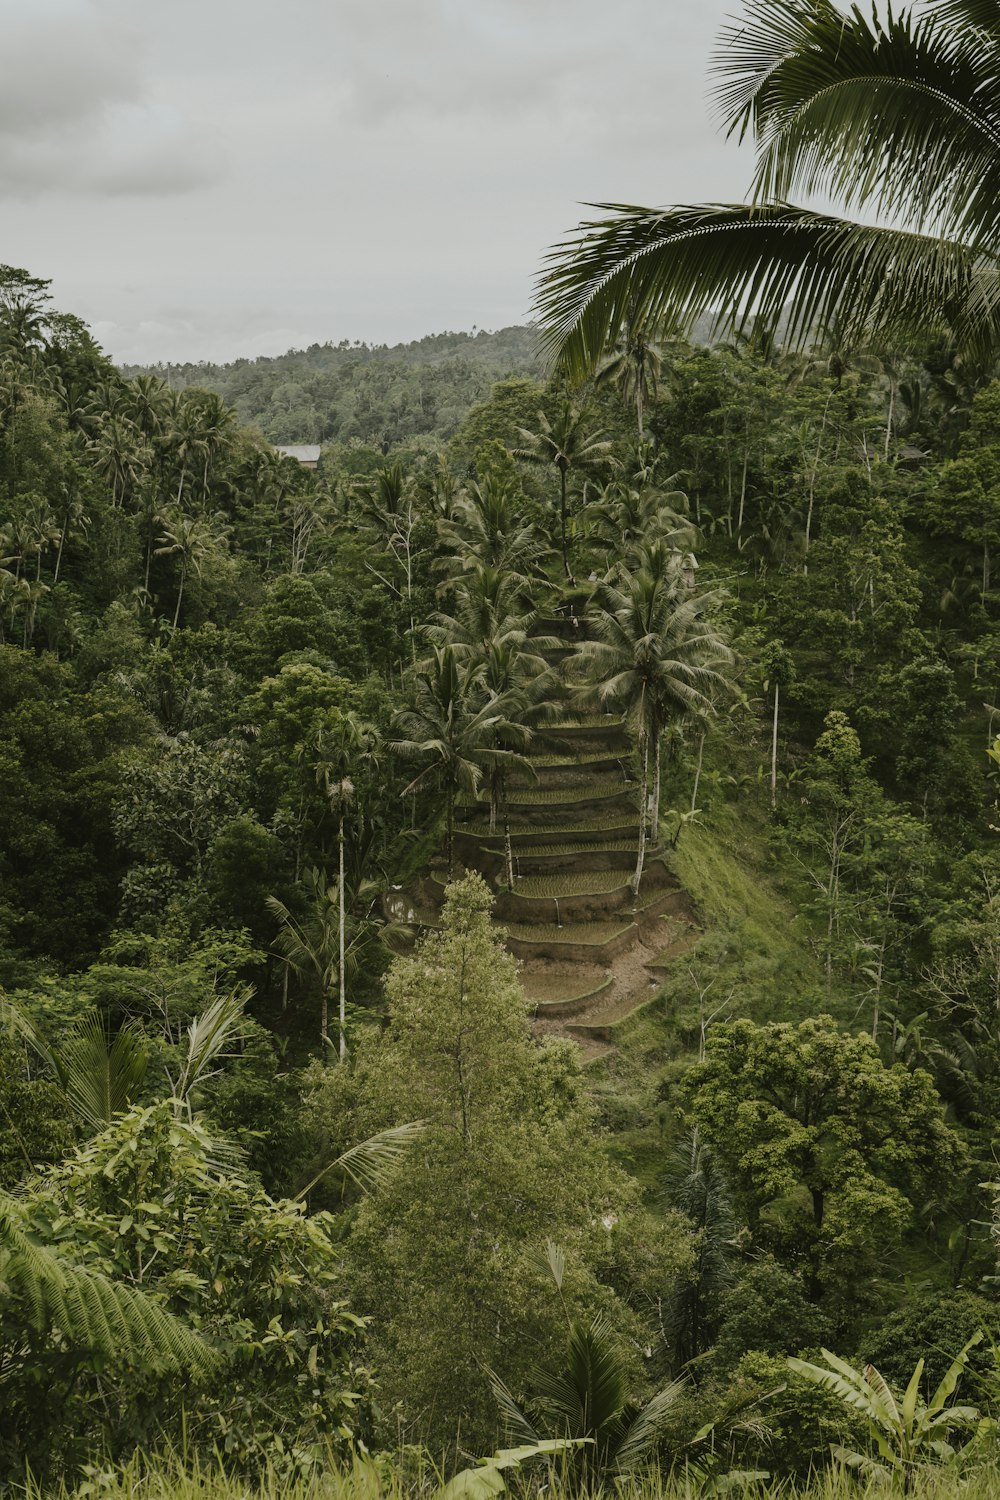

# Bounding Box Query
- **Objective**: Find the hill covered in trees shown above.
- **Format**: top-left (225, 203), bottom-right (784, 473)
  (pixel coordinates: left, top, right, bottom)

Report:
top-left (124, 324), bottom-right (546, 448)
top-left (6, 250), bottom-right (1000, 1497)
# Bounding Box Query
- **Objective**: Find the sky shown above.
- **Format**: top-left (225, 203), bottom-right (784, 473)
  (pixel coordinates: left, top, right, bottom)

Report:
top-left (0, 0), bottom-right (758, 366)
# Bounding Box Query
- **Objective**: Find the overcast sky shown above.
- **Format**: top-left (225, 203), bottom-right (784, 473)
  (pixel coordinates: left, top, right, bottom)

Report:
top-left (0, 0), bottom-right (757, 366)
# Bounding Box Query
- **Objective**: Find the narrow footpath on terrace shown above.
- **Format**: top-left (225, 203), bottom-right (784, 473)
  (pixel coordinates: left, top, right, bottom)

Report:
top-left (386, 602), bottom-right (701, 1061)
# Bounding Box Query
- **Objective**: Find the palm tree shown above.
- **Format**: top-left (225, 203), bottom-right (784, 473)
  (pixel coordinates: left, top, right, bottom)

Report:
top-left (585, 477), bottom-right (694, 567)
top-left (1, 1000), bottom-right (149, 1134)
top-left (391, 646), bottom-right (520, 875)
top-left (437, 473), bottom-right (547, 583)
top-left (423, 564), bottom-right (554, 664)
top-left (595, 309), bottom-right (666, 435)
top-left (312, 710), bottom-right (380, 1063)
top-left (580, 560), bottom-right (732, 894)
top-left (266, 869), bottom-right (343, 1055)
top-left (476, 639), bottom-right (556, 886)
top-left (154, 509), bottom-right (231, 629)
top-left (514, 399), bottom-right (613, 579)
top-left (662, 1130), bottom-right (736, 1370)
top-left (489, 1244), bottom-right (684, 1485)
top-left (536, 0), bottom-right (1000, 376)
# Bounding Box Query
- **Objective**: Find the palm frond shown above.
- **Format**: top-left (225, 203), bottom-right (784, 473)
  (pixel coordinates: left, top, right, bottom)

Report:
top-left (533, 1317), bottom-right (627, 1437)
top-left (535, 202), bottom-right (998, 380)
top-left (615, 1377), bottom-right (687, 1471)
top-left (488, 1367), bottom-right (542, 1446)
top-left (60, 1011), bottom-right (149, 1131)
top-left (295, 1121), bottom-right (425, 1200)
top-left (169, 989), bottom-right (248, 1116)
top-left (713, 0), bottom-right (1000, 244)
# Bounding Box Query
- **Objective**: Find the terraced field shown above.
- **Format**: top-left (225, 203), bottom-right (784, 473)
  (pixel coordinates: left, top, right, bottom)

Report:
top-left (389, 600), bottom-right (702, 1056)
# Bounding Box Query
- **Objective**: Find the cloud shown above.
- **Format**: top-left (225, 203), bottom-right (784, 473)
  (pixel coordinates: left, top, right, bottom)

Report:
top-left (0, 0), bottom-right (228, 198)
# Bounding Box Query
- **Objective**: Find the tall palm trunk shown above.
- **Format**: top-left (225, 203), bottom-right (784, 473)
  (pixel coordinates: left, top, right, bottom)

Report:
top-left (447, 787), bottom-right (455, 878)
top-left (501, 771), bottom-right (515, 888)
top-left (338, 813), bottom-right (346, 1063)
top-left (691, 730), bottom-right (706, 813)
top-left (651, 722), bottom-right (662, 841)
top-left (172, 561), bottom-right (186, 630)
top-left (770, 681), bottom-right (780, 810)
top-left (559, 463), bottom-right (571, 578)
top-left (632, 732), bottom-right (650, 898)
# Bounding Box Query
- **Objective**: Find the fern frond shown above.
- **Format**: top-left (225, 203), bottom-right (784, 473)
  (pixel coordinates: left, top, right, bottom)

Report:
top-left (0, 1195), bottom-right (214, 1375)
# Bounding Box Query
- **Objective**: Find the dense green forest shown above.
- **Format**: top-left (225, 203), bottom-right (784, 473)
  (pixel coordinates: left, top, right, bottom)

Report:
top-left (4, 246), bottom-right (1000, 1492)
top-left (125, 325), bottom-right (546, 448)
top-left (9, 0), bottom-right (1000, 1483)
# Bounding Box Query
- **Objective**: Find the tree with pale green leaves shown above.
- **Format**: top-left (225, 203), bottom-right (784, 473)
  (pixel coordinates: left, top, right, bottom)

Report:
top-left (337, 875), bottom-right (658, 1452)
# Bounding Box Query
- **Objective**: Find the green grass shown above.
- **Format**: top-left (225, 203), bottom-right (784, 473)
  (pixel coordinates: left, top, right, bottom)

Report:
top-left (505, 918), bottom-right (635, 945)
top-left (32, 1451), bottom-right (1000, 1500)
top-left (463, 813), bottom-right (639, 837)
top-left (504, 779), bottom-right (630, 806)
top-left (593, 795), bottom-right (848, 1193)
top-left (547, 714), bottom-right (626, 730)
top-left (522, 971), bottom-right (612, 1004)
top-left (489, 839), bottom-right (640, 859)
top-left (525, 751), bottom-right (625, 769)
top-left (512, 871), bottom-right (631, 899)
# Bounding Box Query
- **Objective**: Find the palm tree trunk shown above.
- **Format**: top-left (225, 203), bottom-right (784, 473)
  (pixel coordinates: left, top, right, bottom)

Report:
top-left (447, 787), bottom-right (455, 878)
top-left (54, 515), bottom-right (67, 584)
top-left (652, 727), bottom-right (662, 841)
top-left (632, 734), bottom-right (649, 898)
top-left (503, 793), bottom-right (515, 889)
top-left (691, 730), bottom-right (705, 813)
top-left (172, 561), bottom-right (185, 630)
top-left (339, 813), bottom-right (346, 1064)
top-left (770, 681), bottom-right (780, 810)
top-left (559, 465), bottom-right (570, 579)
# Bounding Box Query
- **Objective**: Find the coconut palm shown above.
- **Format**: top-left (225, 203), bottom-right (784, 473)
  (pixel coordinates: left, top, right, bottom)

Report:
top-left (536, 0), bottom-right (1000, 377)
top-left (391, 645), bottom-right (525, 875)
top-left (595, 309), bottom-right (666, 435)
top-left (1, 1000), bottom-right (149, 1135)
top-left (422, 564), bottom-right (557, 665)
top-left (580, 561), bottom-right (732, 893)
top-left (514, 399), bottom-right (613, 579)
top-left (312, 710), bottom-right (380, 1062)
top-left (585, 477), bottom-right (695, 567)
top-left (476, 639), bottom-right (558, 885)
top-left (490, 1244), bottom-right (685, 1485)
top-left (154, 508), bottom-right (231, 629)
top-left (437, 473), bottom-right (547, 583)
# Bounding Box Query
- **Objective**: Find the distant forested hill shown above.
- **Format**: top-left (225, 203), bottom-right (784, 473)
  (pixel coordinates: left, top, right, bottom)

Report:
top-left (124, 325), bottom-right (546, 449)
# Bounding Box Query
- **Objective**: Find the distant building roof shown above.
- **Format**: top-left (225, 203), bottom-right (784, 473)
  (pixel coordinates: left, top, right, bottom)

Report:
top-left (276, 444), bottom-right (321, 465)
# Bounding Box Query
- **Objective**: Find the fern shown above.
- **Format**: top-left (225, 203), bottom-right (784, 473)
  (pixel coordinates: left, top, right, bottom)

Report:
top-left (0, 1195), bottom-right (215, 1376)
